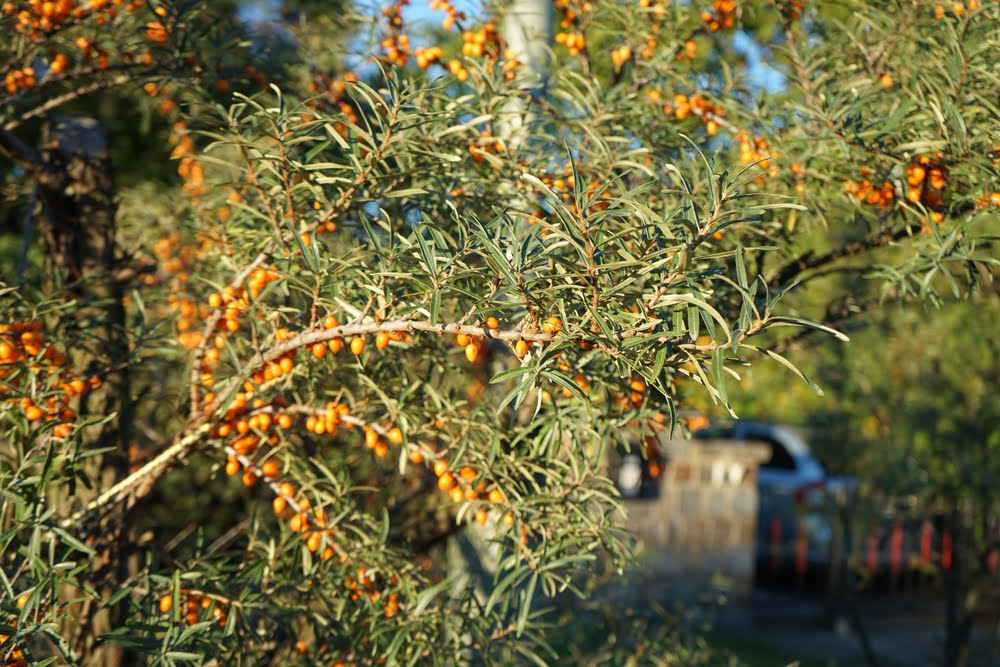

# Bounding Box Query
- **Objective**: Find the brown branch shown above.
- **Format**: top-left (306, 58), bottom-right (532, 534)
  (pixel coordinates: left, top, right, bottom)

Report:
top-left (767, 223), bottom-right (916, 289)
top-left (0, 125), bottom-right (59, 185)
top-left (4, 72), bottom-right (139, 131)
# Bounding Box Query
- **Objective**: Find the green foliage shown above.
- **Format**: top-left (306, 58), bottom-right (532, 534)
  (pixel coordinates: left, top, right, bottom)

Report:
top-left (0, 0), bottom-right (997, 664)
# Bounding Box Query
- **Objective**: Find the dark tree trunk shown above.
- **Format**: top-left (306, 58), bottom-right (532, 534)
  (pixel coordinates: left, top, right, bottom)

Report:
top-left (37, 115), bottom-right (135, 667)
top-left (944, 510), bottom-right (973, 667)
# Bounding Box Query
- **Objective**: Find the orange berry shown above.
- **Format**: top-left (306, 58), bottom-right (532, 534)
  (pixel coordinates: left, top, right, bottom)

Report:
top-left (374, 441), bottom-right (389, 457)
top-left (242, 470), bottom-right (257, 487)
top-left (408, 449), bottom-right (424, 464)
top-left (159, 595), bottom-right (172, 613)
top-left (502, 512), bottom-right (514, 527)
top-left (273, 496), bottom-right (288, 514)
top-left (465, 343), bottom-right (479, 363)
top-left (514, 340), bottom-right (528, 358)
top-left (225, 458), bottom-right (240, 476)
top-left (484, 317), bottom-right (499, 330)
top-left (475, 509), bottom-right (489, 525)
top-left (260, 460), bottom-right (279, 478)
top-left (350, 337), bottom-right (365, 355)
top-left (438, 472), bottom-right (456, 491)
top-left (312, 342), bottom-right (327, 358)
top-left (279, 357), bottom-right (294, 374)
top-left (329, 338), bottom-right (342, 354)
top-left (455, 333), bottom-right (471, 347)
top-left (459, 466), bottom-right (477, 481)
top-left (433, 459), bottom-right (449, 477)
top-left (279, 482), bottom-right (295, 498)
top-left (449, 486), bottom-right (464, 503)
top-left (375, 331), bottom-right (390, 349)
top-left (24, 405), bottom-right (43, 421)
top-left (488, 489), bottom-right (504, 503)
top-left (387, 427), bottom-right (403, 445)
top-left (542, 316), bottom-right (563, 334)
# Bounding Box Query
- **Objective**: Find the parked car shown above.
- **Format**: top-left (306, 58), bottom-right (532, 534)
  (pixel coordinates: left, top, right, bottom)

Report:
top-left (694, 421), bottom-right (858, 574)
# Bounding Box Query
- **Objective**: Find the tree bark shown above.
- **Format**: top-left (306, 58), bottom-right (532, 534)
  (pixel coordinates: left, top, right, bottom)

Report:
top-left (36, 115), bottom-right (135, 667)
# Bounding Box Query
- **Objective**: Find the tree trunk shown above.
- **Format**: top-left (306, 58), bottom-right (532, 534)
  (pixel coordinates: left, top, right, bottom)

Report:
top-left (944, 510), bottom-right (973, 667)
top-left (37, 115), bottom-right (135, 667)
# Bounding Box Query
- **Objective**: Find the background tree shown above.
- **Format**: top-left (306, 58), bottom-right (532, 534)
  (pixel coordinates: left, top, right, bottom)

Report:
top-left (0, 0), bottom-right (997, 665)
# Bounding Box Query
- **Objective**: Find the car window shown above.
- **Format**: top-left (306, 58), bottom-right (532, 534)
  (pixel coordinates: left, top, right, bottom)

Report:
top-left (757, 437), bottom-right (797, 471)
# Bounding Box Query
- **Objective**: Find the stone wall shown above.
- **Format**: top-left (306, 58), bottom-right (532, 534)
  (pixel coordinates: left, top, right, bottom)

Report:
top-left (621, 436), bottom-right (769, 608)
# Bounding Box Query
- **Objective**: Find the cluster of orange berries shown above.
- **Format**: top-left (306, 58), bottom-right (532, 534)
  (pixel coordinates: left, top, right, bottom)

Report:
top-left (612, 377), bottom-right (648, 412)
top-left (702, 0), bottom-right (737, 31)
top-left (3, 66), bottom-right (35, 94)
top-left (454, 324), bottom-right (490, 364)
top-left (429, 0), bottom-right (464, 31)
top-left (169, 296), bottom-right (208, 349)
top-left (167, 119), bottom-right (211, 198)
top-left (676, 38), bottom-right (698, 61)
top-left (153, 233), bottom-right (196, 282)
top-left (274, 487), bottom-right (337, 560)
top-left (303, 401), bottom-right (352, 436)
top-left (343, 567), bottom-right (400, 617)
top-left (0, 597), bottom-right (30, 667)
top-left (157, 589), bottom-right (229, 626)
top-left (638, 0), bottom-right (668, 18)
top-left (460, 21), bottom-right (501, 58)
top-left (653, 92), bottom-right (724, 135)
top-left (362, 422), bottom-right (404, 459)
top-left (205, 268), bottom-right (282, 332)
top-left (380, 33), bottom-right (410, 67)
top-left (610, 45), bottom-right (632, 69)
top-left (844, 168), bottom-right (896, 210)
top-left (556, 358), bottom-right (591, 398)
top-left (634, 0), bottom-right (673, 60)
top-left (468, 130), bottom-right (505, 164)
top-left (414, 45), bottom-right (443, 69)
top-left (904, 156), bottom-right (948, 223)
top-left (1, 320), bottom-right (98, 439)
top-left (554, 30), bottom-right (586, 56)
top-left (3, 0), bottom-right (137, 35)
top-left (554, 0), bottom-right (596, 56)
top-left (934, 0), bottom-right (979, 19)
top-left (735, 131), bottom-right (776, 171)
top-left (307, 71), bottom-right (359, 138)
top-left (216, 396), bottom-right (289, 459)
top-left (381, 0), bottom-right (405, 28)
top-left (432, 459), bottom-right (512, 527)
top-left (447, 59), bottom-right (469, 82)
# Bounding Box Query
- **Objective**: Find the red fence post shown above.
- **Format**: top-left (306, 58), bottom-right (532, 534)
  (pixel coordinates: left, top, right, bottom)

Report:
top-left (769, 518), bottom-right (782, 576)
top-left (890, 522), bottom-right (903, 573)
top-left (919, 520), bottom-right (932, 564)
top-left (866, 524), bottom-right (879, 574)
top-left (988, 522), bottom-right (998, 575)
top-left (942, 530), bottom-right (952, 570)
top-left (795, 519), bottom-right (808, 577)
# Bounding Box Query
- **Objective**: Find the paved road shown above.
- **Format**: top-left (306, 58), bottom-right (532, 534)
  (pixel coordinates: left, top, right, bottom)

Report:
top-left (737, 589), bottom-right (999, 667)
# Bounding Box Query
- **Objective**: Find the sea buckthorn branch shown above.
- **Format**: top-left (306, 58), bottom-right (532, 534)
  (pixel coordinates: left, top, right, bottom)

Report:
top-left (766, 222), bottom-right (921, 289)
top-left (187, 102), bottom-right (397, 416)
top-left (62, 422), bottom-right (213, 529)
top-left (782, 22), bottom-right (902, 163)
top-left (4, 69), bottom-right (147, 131)
top-left (222, 442), bottom-right (349, 562)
